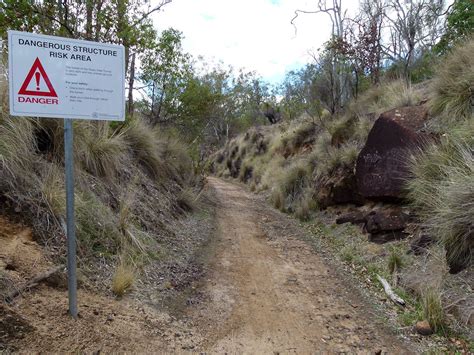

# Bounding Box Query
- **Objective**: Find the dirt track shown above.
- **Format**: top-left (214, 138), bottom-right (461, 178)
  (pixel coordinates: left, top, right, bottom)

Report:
top-left (192, 177), bottom-right (410, 353)
top-left (2, 177), bottom-right (414, 352)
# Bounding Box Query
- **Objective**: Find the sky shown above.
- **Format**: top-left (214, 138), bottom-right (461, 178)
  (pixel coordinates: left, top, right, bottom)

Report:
top-left (153, 0), bottom-right (359, 84)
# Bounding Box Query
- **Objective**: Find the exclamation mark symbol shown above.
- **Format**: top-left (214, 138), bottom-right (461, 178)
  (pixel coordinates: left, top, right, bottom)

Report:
top-left (35, 72), bottom-right (40, 90)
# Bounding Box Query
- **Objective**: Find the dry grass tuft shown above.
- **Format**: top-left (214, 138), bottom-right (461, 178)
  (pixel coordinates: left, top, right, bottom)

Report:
top-left (112, 262), bottom-right (135, 297)
top-left (75, 192), bottom-right (122, 257)
top-left (430, 38), bottom-right (474, 119)
top-left (176, 187), bottom-right (197, 213)
top-left (272, 120), bottom-right (316, 155)
top-left (123, 119), bottom-right (164, 179)
top-left (421, 287), bottom-right (445, 333)
top-left (271, 161), bottom-right (311, 213)
top-left (294, 191), bottom-right (317, 221)
top-left (388, 248), bottom-right (404, 274)
top-left (78, 122), bottom-right (128, 178)
top-left (327, 116), bottom-right (355, 146)
top-left (312, 141), bottom-right (360, 178)
top-left (0, 117), bottom-right (37, 184)
top-left (39, 163), bottom-right (66, 217)
top-left (239, 160), bottom-right (254, 183)
top-left (407, 125), bottom-right (473, 271)
top-left (350, 80), bottom-right (422, 117)
top-left (160, 136), bottom-right (194, 184)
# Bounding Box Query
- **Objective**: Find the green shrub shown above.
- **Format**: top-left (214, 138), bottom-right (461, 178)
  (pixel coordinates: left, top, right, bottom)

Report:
top-left (431, 38), bottom-right (474, 119)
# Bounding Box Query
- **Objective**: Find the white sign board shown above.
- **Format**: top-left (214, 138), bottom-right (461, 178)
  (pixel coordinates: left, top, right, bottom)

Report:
top-left (8, 31), bottom-right (125, 121)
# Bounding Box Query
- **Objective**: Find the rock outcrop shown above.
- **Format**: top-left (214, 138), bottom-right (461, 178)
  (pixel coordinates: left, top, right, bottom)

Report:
top-left (366, 208), bottom-right (410, 243)
top-left (317, 166), bottom-right (364, 208)
top-left (336, 206), bottom-right (411, 244)
top-left (355, 106), bottom-right (430, 200)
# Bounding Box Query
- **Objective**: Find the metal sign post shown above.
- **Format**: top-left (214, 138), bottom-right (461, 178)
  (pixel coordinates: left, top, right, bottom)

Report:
top-left (8, 30), bottom-right (125, 319)
top-left (64, 118), bottom-right (77, 319)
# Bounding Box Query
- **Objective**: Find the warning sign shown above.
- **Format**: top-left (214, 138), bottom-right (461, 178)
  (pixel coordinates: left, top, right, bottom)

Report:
top-left (18, 58), bottom-right (58, 97)
top-left (8, 31), bottom-right (125, 121)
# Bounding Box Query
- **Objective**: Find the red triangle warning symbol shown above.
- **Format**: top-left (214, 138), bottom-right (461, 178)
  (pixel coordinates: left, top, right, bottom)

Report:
top-left (18, 57), bottom-right (58, 97)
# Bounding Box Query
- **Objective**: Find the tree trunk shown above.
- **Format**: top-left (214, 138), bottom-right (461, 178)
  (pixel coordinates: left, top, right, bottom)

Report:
top-left (150, 82), bottom-right (155, 116)
top-left (154, 83), bottom-right (166, 126)
top-left (95, 1), bottom-right (104, 41)
top-left (86, 0), bottom-right (93, 39)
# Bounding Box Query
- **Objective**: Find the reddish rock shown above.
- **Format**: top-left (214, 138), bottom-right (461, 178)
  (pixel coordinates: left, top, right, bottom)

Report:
top-left (335, 211), bottom-right (367, 225)
top-left (365, 208), bottom-right (410, 244)
top-left (317, 166), bottom-right (365, 208)
top-left (415, 320), bottom-right (433, 336)
top-left (355, 106), bottom-right (430, 200)
top-left (369, 231), bottom-right (408, 244)
top-left (365, 209), bottom-right (409, 234)
top-left (410, 234), bottom-right (435, 255)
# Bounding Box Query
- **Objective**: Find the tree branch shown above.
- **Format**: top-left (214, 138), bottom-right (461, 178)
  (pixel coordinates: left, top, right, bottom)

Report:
top-left (132, 0), bottom-right (173, 27)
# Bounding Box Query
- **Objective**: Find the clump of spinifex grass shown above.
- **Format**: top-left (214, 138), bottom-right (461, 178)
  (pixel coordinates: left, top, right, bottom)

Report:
top-left (407, 122), bottom-right (473, 271)
top-left (430, 38), bottom-right (474, 119)
top-left (348, 79), bottom-right (422, 117)
top-left (78, 122), bottom-right (127, 179)
top-left (270, 160), bottom-right (311, 213)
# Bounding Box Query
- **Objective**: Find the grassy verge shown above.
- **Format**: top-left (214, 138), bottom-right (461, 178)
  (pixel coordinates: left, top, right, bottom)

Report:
top-left (0, 87), bottom-right (197, 297)
top-left (300, 216), bottom-right (473, 352)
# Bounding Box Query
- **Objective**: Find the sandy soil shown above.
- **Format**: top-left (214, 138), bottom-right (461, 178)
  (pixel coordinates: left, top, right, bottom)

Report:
top-left (189, 177), bottom-right (411, 353)
top-left (1, 178), bottom-right (415, 353)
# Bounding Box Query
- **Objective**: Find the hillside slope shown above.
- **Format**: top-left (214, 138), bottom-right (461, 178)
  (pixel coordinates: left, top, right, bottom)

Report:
top-left (209, 42), bottom-right (473, 343)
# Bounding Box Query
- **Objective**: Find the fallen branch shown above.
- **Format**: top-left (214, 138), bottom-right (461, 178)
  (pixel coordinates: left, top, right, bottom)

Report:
top-left (377, 274), bottom-right (405, 306)
top-left (5, 265), bottom-right (64, 303)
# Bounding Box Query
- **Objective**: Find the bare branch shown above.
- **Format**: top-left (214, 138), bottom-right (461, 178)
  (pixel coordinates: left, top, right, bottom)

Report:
top-left (291, 9), bottom-right (324, 36)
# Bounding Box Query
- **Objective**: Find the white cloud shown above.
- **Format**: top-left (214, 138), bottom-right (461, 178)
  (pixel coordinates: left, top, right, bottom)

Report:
top-left (152, 0), bottom-right (352, 83)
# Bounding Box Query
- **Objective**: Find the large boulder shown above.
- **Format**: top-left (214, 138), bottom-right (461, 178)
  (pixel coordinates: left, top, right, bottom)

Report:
top-left (355, 106), bottom-right (429, 200)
